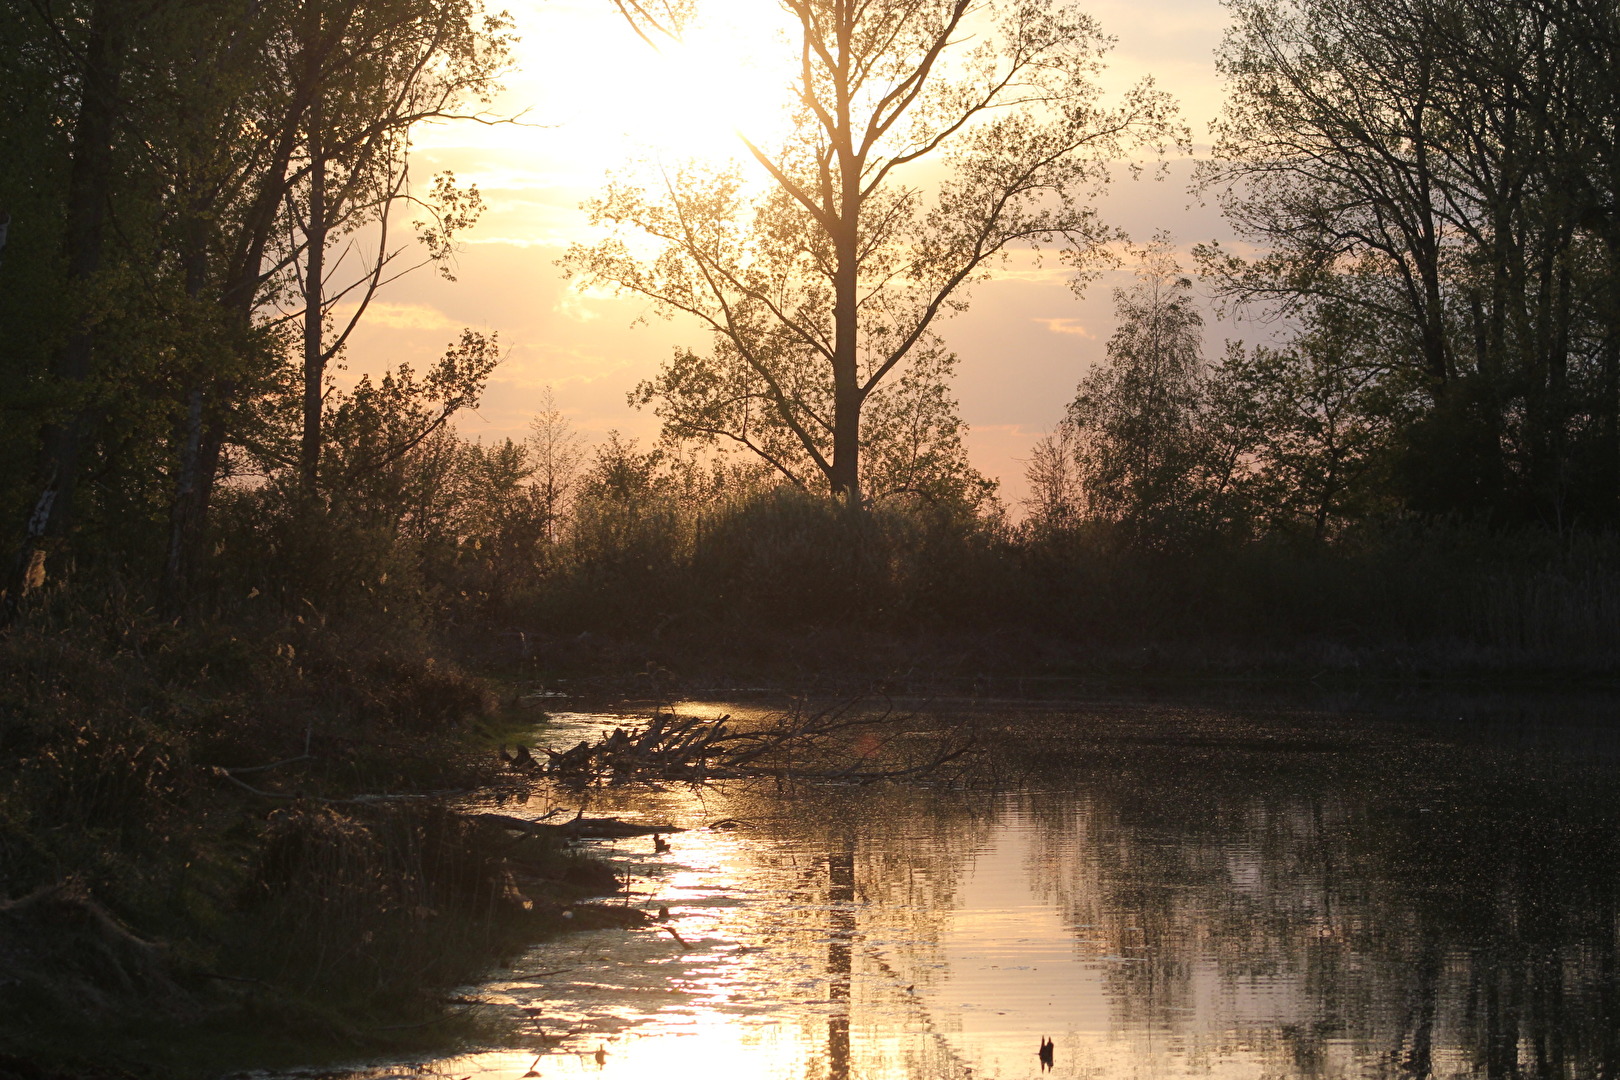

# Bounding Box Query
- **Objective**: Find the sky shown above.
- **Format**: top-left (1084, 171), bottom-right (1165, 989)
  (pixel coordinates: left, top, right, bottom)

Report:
top-left (339, 0), bottom-right (1242, 509)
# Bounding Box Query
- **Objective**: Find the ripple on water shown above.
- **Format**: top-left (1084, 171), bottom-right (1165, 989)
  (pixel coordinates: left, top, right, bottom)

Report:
top-left (255, 696), bottom-right (1620, 1080)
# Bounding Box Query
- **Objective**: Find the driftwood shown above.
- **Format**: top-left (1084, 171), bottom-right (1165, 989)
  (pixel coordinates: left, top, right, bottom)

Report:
top-left (472, 811), bottom-right (682, 840)
top-left (0, 879), bottom-right (194, 1020)
top-left (542, 699), bottom-right (975, 785)
top-left (211, 767), bottom-right (468, 805)
top-left (0, 880), bottom-right (166, 954)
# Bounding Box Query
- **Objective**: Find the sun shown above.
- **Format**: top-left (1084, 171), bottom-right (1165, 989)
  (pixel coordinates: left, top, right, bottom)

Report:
top-left (512, 0), bottom-right (797, 175)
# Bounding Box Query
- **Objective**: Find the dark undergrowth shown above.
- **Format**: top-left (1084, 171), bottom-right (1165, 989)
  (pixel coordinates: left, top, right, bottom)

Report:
top-left (6, 495), bottom-right (1620, 1078)
top-left (453, 493), bottom-right (1620, 690)
top-left (0, 587), bottom-right (613, 1079)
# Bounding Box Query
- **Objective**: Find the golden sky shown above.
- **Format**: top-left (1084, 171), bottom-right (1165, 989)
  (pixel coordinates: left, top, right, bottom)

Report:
top-left (343, 0), bottom-right (1240, 508)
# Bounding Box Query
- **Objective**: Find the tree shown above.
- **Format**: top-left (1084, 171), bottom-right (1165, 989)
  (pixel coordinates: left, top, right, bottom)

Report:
top-left (1024, 420), bottom-right (1085, 526)
top-left (856, 345), bottom-right (994, 507)
top-left (568, 0), bottom-right (1182, 505)
top-left (1, 0), bottom-right (133, 618)
top-left (1064, 242), bottom-right (1217, 539)
top-left (1040, 255), bottom-right (1406, 544)
top-left (280, 0), bottom-right (506, 496)
top-left (1205, 309), bottom-right (1405, 540)
top-left (1197, 0), bottom-right (1615, 524)
top-left (526, 386), bottom-right (585, 544)
top-left (0, 0), bottom-right (512, 615)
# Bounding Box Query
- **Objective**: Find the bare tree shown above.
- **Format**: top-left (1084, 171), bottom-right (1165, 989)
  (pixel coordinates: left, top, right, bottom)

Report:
top-left (525, 386), bottom-right (585, 543)
top-left (1024, 420), bottom-right (1084, 526)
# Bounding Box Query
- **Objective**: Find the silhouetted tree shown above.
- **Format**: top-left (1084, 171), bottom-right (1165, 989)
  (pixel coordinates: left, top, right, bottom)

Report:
top-left (570, 0), bottom-right (1182, 505)
top-left (1199, 0), bottom-right (1616, 525)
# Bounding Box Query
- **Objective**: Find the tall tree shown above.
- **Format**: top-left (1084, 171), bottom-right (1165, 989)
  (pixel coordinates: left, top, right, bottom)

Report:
top-left (568, 0), bottom-right (1182, 505)
top-left (280, 0), bottom-right (502, 497)
top-left (0, 0), bottom-right (511, 613)
top-left (1198, 0), bottom-right (1611, 523)
top-left (1, 0), bottom-right (133, 619)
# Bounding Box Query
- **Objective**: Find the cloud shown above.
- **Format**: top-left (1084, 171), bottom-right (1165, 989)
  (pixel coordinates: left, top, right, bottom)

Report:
top-left (1033, 317), bottom-right (1096, 338)
top-left (490, 340), bottom-right (645, 390)
top-left (552, 281), bottom-right (644, 323)
top-left (331, 301), bottom-right (456, 332)
top-left (553, 289), bottom-right (605, 323)
top-left (462, 235), bottom-right (569, 249)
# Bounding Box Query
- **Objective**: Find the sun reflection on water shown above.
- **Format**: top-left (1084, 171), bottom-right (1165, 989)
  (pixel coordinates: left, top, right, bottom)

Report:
top-left (281, 700), bottom-right (1620, 1080)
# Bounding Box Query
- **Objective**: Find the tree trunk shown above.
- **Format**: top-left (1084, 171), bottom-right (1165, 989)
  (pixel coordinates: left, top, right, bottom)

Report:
top-left (165, 10), bottom-right (330, 600)
top-left (161, 387), bottom-right (208, 612)
top-left (171, 87), bottom-right (311, 595)
top-left (1597, 232), bottom-right (1620, 525)
top-left (3, 0), bottom-right (126, 622)
top-left (829, 7), bottom-right (861, 509)
top-left (159, 204), bottom-right (214, 615)
top-left (831, 244), bottom-right (861, 505)
top-left (300, 99), bottom-right (328, 494)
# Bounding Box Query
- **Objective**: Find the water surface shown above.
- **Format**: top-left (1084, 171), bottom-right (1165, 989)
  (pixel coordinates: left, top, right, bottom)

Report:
top-left (285, 695), bottom-right (1620, 1080)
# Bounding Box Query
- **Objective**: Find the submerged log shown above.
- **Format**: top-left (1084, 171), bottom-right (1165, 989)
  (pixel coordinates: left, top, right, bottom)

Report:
top-left (471, 811), bottom-right (681, 840)
top-left (560, 903), bottom-right (651, 930)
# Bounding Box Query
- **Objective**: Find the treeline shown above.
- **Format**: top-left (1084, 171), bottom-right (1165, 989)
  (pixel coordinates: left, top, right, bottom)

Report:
top-left (1030, 0), bottom-right (1620, 546)
top-left (1, 0), bottom-right (1618, 670)
top-left (164, 396), bottom-right (1617, 673)
top-left (0, 0), bottom-right (508, 620)
top-left (1192, 0), bottom-right (1620, 533)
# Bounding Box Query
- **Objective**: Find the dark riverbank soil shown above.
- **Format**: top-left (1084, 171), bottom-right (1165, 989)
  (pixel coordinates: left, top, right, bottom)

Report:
top-left (0, 607), bottom-right (637, 1079)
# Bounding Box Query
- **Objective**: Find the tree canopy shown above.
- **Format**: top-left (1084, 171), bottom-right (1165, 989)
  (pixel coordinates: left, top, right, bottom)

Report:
top-left (567, 0), bottom-right (1183, 506)
top-left (0, 0), bottom-right (511, 614)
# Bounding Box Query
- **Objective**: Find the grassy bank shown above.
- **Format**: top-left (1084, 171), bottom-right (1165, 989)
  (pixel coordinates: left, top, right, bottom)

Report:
top-left (0, 590), bottom-right (619, 1079)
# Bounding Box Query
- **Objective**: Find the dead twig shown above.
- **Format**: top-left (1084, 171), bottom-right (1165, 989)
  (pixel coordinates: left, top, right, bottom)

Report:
top-left (505, 967), bottom-right (575, 981)
top-left (544, 697), bottom-right (975, 786)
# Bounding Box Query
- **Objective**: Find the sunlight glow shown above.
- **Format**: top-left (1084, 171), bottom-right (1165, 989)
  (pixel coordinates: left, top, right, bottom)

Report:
top-left (528, 0), bottom-right (796, 173)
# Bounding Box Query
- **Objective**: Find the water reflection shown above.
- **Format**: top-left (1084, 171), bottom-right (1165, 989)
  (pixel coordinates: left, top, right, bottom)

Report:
top-left (286, 699), bottom-right (1620, 1080)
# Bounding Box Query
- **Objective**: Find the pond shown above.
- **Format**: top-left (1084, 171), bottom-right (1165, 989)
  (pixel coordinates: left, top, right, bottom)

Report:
top-left (274, 693), bottom-right (1620, 1080)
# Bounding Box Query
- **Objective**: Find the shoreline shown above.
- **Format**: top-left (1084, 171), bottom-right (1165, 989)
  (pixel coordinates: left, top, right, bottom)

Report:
top-left (7, 603), bottom-right (1620, 1079)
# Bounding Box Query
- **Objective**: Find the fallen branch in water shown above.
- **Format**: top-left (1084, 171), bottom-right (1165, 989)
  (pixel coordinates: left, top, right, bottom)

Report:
top-left (472, 811), bottom-right (682, 840)
top-left (505, 967), bottom-right (575, 981)
top-left (543, 697), bottom-right (975, 786)
top-left (212, 723), bottom-right (314, 775)
top-left (210, 765), bottom-right (468, 805)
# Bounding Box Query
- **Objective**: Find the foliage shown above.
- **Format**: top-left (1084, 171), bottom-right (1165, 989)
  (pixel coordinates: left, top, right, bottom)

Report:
top-left (1206, 306), bottom-right (1409, 539)
top-left (1197, 0), bottom-right (1620, 526)
top-left (1060, 241), bottom-right (1220, 543)
top-left (0, 0), bottom-right (512, 616)
top-left (568, 0), bottom-right (1184, 502)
